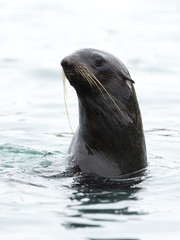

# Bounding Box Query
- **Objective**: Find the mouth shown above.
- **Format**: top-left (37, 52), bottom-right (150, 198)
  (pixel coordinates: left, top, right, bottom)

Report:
top-left (62, 69), bottom-right (76, 80)
top-left (66, 72), bottom-right (78, 84)
top-left (63, 70), bottom-right (80, 87)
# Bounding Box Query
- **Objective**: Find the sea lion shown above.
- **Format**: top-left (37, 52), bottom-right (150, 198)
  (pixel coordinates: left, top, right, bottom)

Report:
top-left (61, 48), bottom-right (147, 178)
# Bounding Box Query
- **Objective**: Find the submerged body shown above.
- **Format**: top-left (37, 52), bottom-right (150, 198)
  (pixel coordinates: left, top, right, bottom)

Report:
top-left (61, 48), bottom-right (147, 178)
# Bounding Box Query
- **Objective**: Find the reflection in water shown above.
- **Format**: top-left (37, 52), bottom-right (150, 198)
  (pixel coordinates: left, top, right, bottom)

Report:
top-left (63, 222), bottom-right (101, 229)
top-left (88, 238), bottom-right (140, 240)
top-left (63, 172), bottom-right (147, 229)
top-left (88, 238), bottom-right (139, 240)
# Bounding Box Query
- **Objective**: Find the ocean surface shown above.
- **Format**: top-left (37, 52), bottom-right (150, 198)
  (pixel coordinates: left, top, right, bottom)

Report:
top-left (0, 0), bottom-right (180, 239)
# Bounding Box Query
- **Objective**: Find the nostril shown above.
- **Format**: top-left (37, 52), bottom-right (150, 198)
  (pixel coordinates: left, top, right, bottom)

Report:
top-left (61, 58), bottom-right (68, 68)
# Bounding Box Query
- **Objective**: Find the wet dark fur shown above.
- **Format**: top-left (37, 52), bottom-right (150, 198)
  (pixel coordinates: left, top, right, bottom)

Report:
top-left (61, 48), bottom-right (147, 178)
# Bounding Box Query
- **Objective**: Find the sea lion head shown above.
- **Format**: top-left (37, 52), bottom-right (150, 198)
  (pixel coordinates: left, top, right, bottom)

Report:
top-left (61, 48), bottom-right (134, 92)
top-left (61, 48), bottom-right (136, 125)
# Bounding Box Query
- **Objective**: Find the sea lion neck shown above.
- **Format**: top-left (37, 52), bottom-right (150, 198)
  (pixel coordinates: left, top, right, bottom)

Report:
top-left (77, 91), bottom-right (131, 153)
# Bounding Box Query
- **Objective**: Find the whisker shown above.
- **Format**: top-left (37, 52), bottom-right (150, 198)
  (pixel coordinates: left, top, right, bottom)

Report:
top-left (78, 66), bottom-right (105, 97)
top-left (94, 75), bottom-right (127, 120)
top-left (83, 67), bottom-right (105, 97)
top-left (62, 71), bottom-right (74, 134)
top-left (80, 66), bottom-right (127, 121)
top-left (75, 66), bottom-right (94, 90)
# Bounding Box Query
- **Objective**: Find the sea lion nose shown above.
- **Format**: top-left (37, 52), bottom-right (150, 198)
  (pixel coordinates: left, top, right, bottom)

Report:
top-left (61, 57), bottom-right (69, 69)
top-left (61, 56), bottom-right (75, 69)
top-left (61, 56), bottom-right (77, 71)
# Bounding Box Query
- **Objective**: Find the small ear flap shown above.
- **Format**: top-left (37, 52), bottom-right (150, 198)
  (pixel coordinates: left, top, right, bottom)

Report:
top-left (126, 77), bottom-right (135, 84)
top-left (126, 80), bottom-right (133, 89)
top-left (118, 68), bottom-right (135, 84)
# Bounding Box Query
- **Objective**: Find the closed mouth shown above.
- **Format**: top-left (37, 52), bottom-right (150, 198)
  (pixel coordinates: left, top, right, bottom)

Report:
top-left (64, 71), bottom-right (76, 80)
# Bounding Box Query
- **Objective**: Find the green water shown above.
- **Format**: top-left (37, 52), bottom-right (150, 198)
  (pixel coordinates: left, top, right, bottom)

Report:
top-left (0, 0), bottom-right (180, 239)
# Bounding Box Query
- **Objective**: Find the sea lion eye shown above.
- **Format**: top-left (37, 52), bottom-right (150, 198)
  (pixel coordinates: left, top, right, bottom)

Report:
top-left (93, 55), bottom-right (104, 67)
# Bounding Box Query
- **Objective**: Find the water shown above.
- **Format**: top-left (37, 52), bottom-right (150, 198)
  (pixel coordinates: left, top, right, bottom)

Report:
top-left (0, 0), bottom-right (180, 239)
